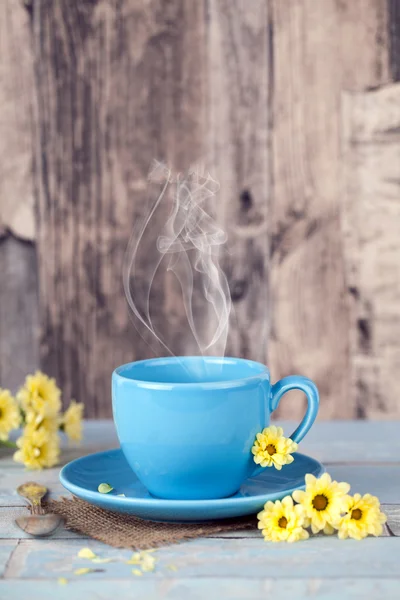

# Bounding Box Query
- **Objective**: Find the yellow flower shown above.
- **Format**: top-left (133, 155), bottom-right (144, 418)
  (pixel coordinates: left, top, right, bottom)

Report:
top-left (77, 548), bottom-right (97, 560)
top-left (0, 388), bottom-right (20, 441)
top-left (74, 568), bottom-right (94, 576)
top-left (91, 558), bottom-right (113, 564)
top-left (335, 493), bottom-right (387, 540)
top-left (62, 401), bottom-right (84, 442)
top-left (126, 552), bottom-right (142, 565)
top-left (258, 495), bottom-right (309, 543)
top-left (25, 411), bottom-right (59, 435)
top-left (126, 550), bottom-right (156, 571)
top-left (293, 473), bottom-right (350, 534)
top-left (17, 371), bottom-right (61, 419)
top-left (14, 427), bottom-right (60, 469)
top-left (140, 553), bottom-right (156, 572)
top-left (251, 426), bottom-right (298, 470)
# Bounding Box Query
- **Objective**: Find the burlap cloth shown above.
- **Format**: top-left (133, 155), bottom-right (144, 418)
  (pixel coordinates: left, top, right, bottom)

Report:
top-left (44, 497), bottom-right (257, 549)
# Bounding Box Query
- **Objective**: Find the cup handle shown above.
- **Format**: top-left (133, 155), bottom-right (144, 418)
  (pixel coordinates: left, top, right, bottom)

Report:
top-left (252, 375), bottom-right (319, 478)
top-left (269, 375), bottom-right (319, 443)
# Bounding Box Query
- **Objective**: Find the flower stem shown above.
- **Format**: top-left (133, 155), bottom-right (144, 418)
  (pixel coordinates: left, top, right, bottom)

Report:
top-left (0, 440), bottom-right (17, 449)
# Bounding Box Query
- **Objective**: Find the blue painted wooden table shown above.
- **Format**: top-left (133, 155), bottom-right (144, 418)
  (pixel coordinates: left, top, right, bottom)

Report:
top-left (1, 420), bottom-right (400, 600)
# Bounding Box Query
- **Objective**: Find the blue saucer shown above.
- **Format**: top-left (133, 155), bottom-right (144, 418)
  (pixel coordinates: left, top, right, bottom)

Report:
top-left (60, 449), bottom-right (324, 522)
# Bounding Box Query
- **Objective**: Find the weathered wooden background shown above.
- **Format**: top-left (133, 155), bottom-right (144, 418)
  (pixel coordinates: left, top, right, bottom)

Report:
top-left (0, 0), bottom-right (399, 419)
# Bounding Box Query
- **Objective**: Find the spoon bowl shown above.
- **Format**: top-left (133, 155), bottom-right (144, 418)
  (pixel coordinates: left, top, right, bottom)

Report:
top-left (15, 481), bottom-right (64, 537)
top-left (15, 513), bottom-right (64, 537)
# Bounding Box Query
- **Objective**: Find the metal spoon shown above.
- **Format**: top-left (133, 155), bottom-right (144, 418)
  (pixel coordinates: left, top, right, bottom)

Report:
top-left (15, 482), bottom-right (64, 537)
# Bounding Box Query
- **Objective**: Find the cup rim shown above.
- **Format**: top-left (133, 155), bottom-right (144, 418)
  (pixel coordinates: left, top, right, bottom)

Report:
top-left (112, 356), bottom-right (270, 390)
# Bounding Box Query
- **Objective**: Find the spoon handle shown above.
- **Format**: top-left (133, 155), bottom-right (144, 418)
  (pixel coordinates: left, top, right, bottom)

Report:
top-left (28, 497), bottom-right (45, 515)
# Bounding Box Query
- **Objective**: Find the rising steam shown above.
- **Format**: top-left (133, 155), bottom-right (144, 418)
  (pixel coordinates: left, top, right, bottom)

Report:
top-left (123, 161), bottom-right (231, 358)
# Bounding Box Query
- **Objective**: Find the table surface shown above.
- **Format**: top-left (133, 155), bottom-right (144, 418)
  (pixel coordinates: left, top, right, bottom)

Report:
top-left (1, 420), bottom-right (400, 600)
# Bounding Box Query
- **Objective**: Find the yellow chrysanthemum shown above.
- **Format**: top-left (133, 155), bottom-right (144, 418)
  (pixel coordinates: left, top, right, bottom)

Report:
top-left (251, 426), bottom-right (298, 470)
top-left (62, 401), bottom-right (84, 442)
top-left (126, 551), bottom-right (156, 572)
top-left (257, 495), bottom-right (309, 543)
top-left (335, 493), bottom-right (387, 540)
top-left (293, 473), bottom-right (350, 534)
top-left (14, 426), bottom-right (60, 469)
top-left (17, 371), bottom-right (61, 419)
top-left (25, 411), bottom-right (59, 435)
top-left (0, 388), bottom-right (20, 441)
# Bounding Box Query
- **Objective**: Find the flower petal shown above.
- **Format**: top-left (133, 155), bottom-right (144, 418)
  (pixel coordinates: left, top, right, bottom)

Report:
top-left (323, 522), bottom-right (335, 535)
top-left (98, 483), bottom-right (113, 494)
top-left (305, 474), bottom-right (316, 487)
top-left (74, 568), bottom-right (95, 576)
top-left (292, 490), bottom-right (305, 503)
top-left (77, 548), bottom-right (97, 560)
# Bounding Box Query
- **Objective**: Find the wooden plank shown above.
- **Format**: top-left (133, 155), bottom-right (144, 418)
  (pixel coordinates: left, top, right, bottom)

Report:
top-left (0, 0), bottom-right (39, 391)
top-left (4, 536), bottom-right (400, 580)
top-left (0, 502), bottom-right (400, 540)
top-left (1, 475), bottom-right (398, 537)
top-left (0, 470), bottom-right (71, 507)
top-left (72, 418), bottom-right (400, 465)
top-left (211, 499), bottom-right (400, 538)
top-left (326, 466), bottom-right (400, 504)
top-left (211, 515), bottom-right (394, 538)
top-left (382, 504), bottom-right (400, 536)
top-left (341, 83), bottom-right (400, 418)
top-left (0, 507), bottom-right (85, 540)
top-left (289, 420), bottom-right (400, 464)
top-left (0, 0), bottom-right (35, 240)
top-left (389, 0), bottom-right (400, 82)
top-left (206, 0), bottom-right (269, 359)
top-left (269, 0), bottom-right (390, 420)
top-left (30, 0), bottom-right (399, 422)
top-left (0, 540), bottom-right (18, 577)
top-left (33, 0), bottom-right (208, 416)
top-left (0, 236), bottom-right (39, 392)
top-left (2, 579), bottom-right (400, 600)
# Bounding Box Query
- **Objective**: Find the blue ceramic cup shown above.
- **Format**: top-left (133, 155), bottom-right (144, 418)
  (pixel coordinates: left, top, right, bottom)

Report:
top-left (112, 356), bottom-right (319, 500)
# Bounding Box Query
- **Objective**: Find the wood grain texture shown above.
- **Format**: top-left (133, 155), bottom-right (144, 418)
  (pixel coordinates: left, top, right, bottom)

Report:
top-left (383, 504), bottom-right (400, 536)
top-left (2, 536), bottom-right (400, 582)
top-left (0, 236), bottom-right (39, 392)
top-left (0, 507), bottom-right (84, 540)
top-left (269, 0), bottom-right (390, 419)
top-left (0, 541), bottom-right (19, 577)
top-left (0, 0), bottom-right (35, 241)
top-left (3, 0), bottom-right (400, 419)
top-left (341, 83), bottom-right (400, 418)
top-left (33, 0), bottom-right (271, 413)
top-left (207, 0), bottom-right (270, 360)
top-left (389, 0), bottom-right (400, 81)
top-left (0, 0), bottom-right (40, 393)
top-left (33, 0), bottom-right (207, 415)
top-left (2, 579), bottom-right (400, 600)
